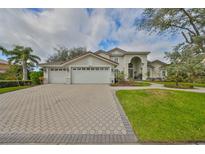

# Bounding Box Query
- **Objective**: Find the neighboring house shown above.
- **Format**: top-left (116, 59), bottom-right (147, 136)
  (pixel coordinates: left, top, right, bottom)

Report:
top-left (147, 60), bottom-right (167, 80)
top-left (40, 47), bottom-right (167, 84)
top-left (0, 59), bottom-right (9, 73)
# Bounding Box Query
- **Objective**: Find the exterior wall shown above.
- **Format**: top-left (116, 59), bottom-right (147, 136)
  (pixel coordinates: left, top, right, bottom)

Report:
top-left (43, 68), bottom-right (49, 84)
top-left (0, 63), bottom-right (9, 73)
top-left (112, 56), bottom-right (124, 71)
top-left (148, 62), bottom-right (166, 79)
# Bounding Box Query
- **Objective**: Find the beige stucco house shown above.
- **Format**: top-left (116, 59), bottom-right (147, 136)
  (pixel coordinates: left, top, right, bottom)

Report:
top-left (40, 47), bottom-right (167, 84)
top-left (0, 59), bottom-right (9, 73)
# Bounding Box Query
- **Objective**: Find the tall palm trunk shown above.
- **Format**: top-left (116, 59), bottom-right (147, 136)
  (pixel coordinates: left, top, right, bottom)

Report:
top-left (22, 60), bottom-right (28, 80)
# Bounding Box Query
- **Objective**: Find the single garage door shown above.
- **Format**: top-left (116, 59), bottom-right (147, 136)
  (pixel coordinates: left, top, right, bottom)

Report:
top-left (71, 67), bottom-right (110, 84)
top-left (49, 68), bottom-right (67, 84)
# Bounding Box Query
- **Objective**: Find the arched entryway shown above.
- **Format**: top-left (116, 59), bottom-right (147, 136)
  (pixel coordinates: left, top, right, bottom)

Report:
top-left (128, 57), bottom-right (142, 80)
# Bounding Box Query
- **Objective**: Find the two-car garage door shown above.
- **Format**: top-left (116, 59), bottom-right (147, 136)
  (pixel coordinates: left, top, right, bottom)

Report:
top-left (48, 67), bottom-right (111, 84)
top-left (71, 67), bottom-right (110, 84)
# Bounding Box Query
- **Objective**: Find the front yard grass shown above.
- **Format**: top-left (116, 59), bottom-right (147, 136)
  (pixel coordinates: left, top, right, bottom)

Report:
top-left (116, 89), bottom-right (205, 143)
top-left (0, 86), bottom-right (31, 94)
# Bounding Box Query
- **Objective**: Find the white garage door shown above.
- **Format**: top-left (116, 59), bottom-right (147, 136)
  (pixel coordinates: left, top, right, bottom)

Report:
top-left (71, 67), bottom-right (110, 84)
top-left (49, 68), bottom-right (67, 84)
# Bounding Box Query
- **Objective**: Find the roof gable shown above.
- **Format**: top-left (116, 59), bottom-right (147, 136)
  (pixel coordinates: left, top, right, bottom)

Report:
top-left (62, 52), bottom-right (117, 66)
top-left (108, 47), bottom-right (127, 54)
top-left (40, 52), bottom-right (118, 67)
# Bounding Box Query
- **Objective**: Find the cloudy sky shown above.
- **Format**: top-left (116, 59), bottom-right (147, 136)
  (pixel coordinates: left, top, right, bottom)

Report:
top-left (0, 8), bottom-right (183, 62)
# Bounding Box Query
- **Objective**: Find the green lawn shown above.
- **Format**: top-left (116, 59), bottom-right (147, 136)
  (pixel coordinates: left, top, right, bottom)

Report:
top-left (0, 86), bottom-right (31, 94)
top-left (116, 89), bottom-right (205, 143)
top-left (149, 81), bottom-right (205, 88)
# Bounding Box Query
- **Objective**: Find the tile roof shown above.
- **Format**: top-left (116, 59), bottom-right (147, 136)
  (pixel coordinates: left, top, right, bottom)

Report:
top-left (40, 52), bottom-right (118, 66)
top-left (0, 59), bottom-right (8, 64)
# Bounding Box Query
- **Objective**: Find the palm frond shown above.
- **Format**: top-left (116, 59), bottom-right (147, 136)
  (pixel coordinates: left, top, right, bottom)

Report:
top-left (29, 54), bottom-right (41, 61)
top-left (0, 46), bottom-right (9, 55)
top-left (29, 57), bottom-right (40, 65)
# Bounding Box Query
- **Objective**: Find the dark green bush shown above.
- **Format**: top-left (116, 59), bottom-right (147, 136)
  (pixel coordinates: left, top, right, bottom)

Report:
top-left (0, 80), bottom-right (32, 88)
top-left (30, 71), bottom-right (43, 85)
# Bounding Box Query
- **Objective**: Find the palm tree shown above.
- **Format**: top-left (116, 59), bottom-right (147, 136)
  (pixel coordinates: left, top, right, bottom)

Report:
top-left (0, 45), bottom-right (41, 80)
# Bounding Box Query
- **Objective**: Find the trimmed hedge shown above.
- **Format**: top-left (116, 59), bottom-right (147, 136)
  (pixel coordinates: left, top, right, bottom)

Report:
top-left (0, 80), bottom-right (32, 88)
top-left (111, 80), bottom-right (151, 87)
top-left (164, 83), bottom-right (194, 89)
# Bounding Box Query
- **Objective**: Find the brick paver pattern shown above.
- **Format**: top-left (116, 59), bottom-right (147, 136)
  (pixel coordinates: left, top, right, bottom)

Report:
top-left (0, 85), bottom-right (136, 144)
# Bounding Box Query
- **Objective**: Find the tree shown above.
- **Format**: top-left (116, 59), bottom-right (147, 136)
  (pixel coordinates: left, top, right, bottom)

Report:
top-left (137, 9), bottom-right (205, 83)
top-left (0, 45), bottom-right (41, 80)
top-left (47, 46), bottom-right (88, 62)
top-left (179, 44), bottom-right (205, 83)
top-left (136, 9), bottom-right (205, 53)
top-left (165, 44), bottom-right (205, 84)
top-left (165, 48), bottom-right (186, 86)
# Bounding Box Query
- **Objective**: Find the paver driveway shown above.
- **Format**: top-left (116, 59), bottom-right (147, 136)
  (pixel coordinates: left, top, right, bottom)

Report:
top-left (0, 84), bottom-right (136, 144)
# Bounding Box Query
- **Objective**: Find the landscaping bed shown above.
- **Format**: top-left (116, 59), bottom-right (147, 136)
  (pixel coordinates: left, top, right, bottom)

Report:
top-left (164, 83), bottom-right (194, 89)
top-left (116, 89), bottom-right (205, 143)
top-left (148, 81), bottom-right (205, 88)
top-left (111, 81), bottom-right (151, 87)
top-left (0, 86), bottom-right (31, 94)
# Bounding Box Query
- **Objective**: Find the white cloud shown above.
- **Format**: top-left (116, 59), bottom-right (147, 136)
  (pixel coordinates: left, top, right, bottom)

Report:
top-left (0, 8), bottom-right (183, 62)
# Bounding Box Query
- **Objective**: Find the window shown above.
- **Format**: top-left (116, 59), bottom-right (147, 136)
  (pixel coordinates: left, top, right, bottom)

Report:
top-left (55, 69), bottom-right (58, 71)
top-left (82, 67), bottom-right (86, 70)
top-left (77, 67), bottom-right (81, 70)
top-left (162, 70), bottom-right (166, 77)
top-left (51, 68), bottom-right (54, 71)
top-left (59, 69), bottom-right (62, 71)
top-left (112, 57), bottom-right (119, 63)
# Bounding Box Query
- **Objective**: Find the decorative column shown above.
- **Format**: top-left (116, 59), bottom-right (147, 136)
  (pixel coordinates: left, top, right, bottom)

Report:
top-left (142, 60), bottom-right (148, 80)
top-left (43, 68), bottom-right (49, 84)
top-left (124, 63), bottom-right (129, 80)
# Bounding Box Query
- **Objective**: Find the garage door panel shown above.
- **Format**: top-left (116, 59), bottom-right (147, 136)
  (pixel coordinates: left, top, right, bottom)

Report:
top-left (72, 67), bottom-right (110, 84)
top-left (49, 70), bottom-right (66, 84)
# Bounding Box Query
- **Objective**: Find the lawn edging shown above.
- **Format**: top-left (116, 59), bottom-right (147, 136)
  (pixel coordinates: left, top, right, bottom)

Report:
top-left (112, 90), bottom-right (138, 143)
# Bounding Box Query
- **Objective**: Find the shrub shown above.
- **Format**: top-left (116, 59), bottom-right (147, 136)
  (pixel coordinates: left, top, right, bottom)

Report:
top-left (30, 71), bottom-right (43, 85)
top-left (111, 80), bottom-right (151, 86)
top-left (164, 83), bottom-right (194, 89)
top-left (0, 80), bottom-right (32, 88)
top-left (115, 71), bottom-right (125, 83)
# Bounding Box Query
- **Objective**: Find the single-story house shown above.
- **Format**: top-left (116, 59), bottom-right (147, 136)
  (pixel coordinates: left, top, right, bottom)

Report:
top-left (0, 59), bottom-right (9, 73)
top-left (40, 47), bottom-right (167, 84)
